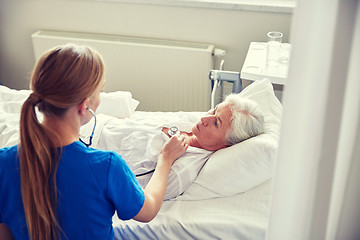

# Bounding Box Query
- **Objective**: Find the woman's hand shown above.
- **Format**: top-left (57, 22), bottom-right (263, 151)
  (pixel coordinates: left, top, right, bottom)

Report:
top-left (133, 133), bottom-right (188, 222)
top-left (160, 133), bottom-right (188, 165)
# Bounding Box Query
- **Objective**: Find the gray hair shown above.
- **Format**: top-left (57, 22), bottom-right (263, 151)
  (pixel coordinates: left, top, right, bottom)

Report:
top-left (224, 94), bottom-right (265, 146)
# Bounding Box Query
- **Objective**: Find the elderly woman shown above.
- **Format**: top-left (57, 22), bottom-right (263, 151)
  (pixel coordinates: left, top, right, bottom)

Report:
top-left (96, 94), bottom-right (265, 200)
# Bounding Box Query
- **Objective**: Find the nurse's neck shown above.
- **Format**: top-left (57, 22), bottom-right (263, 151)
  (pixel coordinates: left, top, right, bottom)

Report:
top-left (42, 107), bottom-right (81, 147)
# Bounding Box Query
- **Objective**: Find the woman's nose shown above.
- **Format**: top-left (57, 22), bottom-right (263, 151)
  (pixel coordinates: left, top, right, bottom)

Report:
top-left (201, 115), bottom-right (213, 126)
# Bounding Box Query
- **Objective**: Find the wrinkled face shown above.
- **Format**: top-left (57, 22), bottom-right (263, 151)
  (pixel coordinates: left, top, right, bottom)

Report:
top-left (192, 102), bottom-right (233, 151)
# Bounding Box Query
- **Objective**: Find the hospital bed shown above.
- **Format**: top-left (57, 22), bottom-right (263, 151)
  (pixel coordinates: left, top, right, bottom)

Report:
top-left (0, 79), bottom-right (282, 239)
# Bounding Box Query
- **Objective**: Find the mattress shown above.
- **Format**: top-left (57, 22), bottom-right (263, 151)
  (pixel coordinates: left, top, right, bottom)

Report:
top-left (113, 179), bottom-right (271, 240)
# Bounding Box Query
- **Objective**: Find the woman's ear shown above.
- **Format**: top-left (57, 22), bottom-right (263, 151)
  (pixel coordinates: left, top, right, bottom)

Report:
top-left (78, 98), bottom-right (90, 115)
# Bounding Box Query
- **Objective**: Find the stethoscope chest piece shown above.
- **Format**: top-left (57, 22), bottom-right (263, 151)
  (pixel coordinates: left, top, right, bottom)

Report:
top-left (168, 126), bottom-right (179, 137)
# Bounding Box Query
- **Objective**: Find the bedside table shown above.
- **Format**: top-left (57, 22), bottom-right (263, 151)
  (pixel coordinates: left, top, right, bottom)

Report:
top-left (240, 42), bottom-right (290, 85)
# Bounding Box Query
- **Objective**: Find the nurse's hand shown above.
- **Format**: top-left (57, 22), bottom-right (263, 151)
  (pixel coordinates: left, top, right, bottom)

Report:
top-left (160, 133), bottom-right (188, 165)
top-left (134, 133), bottom-right (188, 223)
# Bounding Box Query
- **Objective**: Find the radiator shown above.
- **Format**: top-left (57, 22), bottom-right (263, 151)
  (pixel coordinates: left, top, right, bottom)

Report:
top-left (31, 31), bottom-right (215, 111)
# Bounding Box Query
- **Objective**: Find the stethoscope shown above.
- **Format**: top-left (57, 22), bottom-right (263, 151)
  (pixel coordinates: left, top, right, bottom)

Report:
top-left (79, 107), bottom-right (96, 148)
top-left (78, 108), bottom-right (154, 177)
top-left (80, 114), bottom-right (179, 178)
top-left (135, 126), bottom-right (179, 177)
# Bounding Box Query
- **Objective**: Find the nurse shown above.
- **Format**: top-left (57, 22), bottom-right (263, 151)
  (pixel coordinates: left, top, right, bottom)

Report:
top-left (0, 43), bottom-right (188, 240)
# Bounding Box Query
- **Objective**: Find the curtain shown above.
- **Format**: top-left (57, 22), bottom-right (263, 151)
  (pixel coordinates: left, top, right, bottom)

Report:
top-left (266, 0), bottom-right (360, 239)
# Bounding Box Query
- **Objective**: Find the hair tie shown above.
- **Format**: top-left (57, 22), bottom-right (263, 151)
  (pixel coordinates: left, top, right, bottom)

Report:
top-left (28, 92), bottom-right (42, 106)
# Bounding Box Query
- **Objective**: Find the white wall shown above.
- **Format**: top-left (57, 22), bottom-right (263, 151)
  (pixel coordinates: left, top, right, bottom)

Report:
top-left (0, 0), bottom-right (292, 90)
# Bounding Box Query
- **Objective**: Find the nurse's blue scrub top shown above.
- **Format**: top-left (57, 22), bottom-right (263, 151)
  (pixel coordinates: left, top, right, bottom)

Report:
top-left (0, 141), bottom-right (145, 240)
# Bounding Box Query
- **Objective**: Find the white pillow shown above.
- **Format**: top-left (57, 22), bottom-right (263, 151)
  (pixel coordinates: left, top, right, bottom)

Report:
top-left (180, 78), bottom-right (282, 200)
top-left (94, 91), bottom-right (139, 118)
top-left (0, 86), bottom-right (31, 114)
top-left (0, 85), bottom-right (139, 119)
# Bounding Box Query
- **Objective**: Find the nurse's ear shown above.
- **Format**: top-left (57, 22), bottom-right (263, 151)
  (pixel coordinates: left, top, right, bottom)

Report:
top-left (78, 98), bottom-right (90, 116)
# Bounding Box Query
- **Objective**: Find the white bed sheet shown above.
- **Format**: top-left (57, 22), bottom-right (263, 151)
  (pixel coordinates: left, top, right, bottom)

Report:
top-left (113, 179), bottom-right (271, 240)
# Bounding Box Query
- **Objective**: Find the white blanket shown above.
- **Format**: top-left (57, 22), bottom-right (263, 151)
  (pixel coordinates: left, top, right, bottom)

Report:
top-left (86, 112), bottom-right (213, 200)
